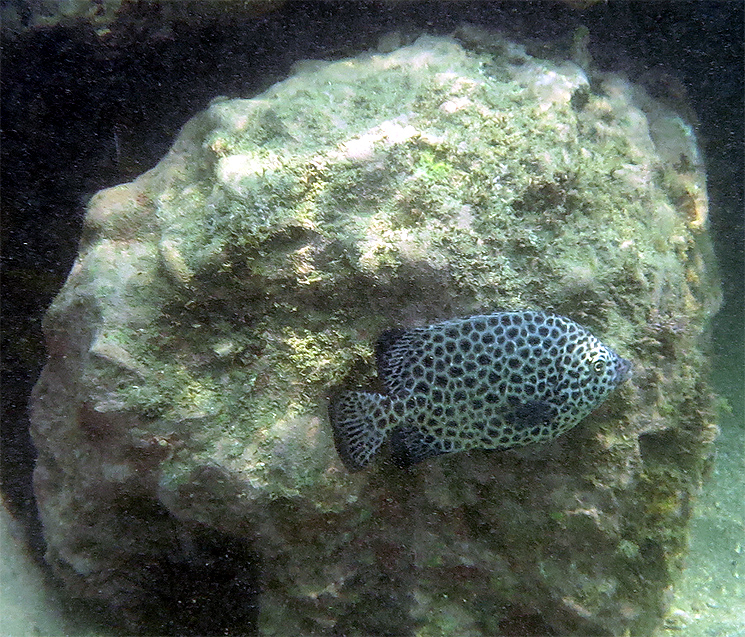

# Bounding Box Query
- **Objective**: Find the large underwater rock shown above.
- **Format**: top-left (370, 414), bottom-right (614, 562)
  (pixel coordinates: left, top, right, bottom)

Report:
top-left (31, 30), bottom-right (720, 636)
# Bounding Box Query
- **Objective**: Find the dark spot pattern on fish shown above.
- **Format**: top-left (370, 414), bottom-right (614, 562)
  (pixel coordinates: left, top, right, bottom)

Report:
top-left (329, 311), bottom-right (632, 471)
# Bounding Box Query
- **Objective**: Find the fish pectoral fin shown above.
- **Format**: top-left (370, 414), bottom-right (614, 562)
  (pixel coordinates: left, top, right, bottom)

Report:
top-left (389, 425), bottom-right (446, 468)
top-left (328, 391), bottom-right (391, 472)
top-left (509, 400), bottom-right (556, 430)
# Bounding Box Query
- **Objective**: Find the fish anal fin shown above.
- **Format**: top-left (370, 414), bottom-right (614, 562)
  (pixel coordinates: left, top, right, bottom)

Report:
top-left (390, 425), bottom-right (446, 468)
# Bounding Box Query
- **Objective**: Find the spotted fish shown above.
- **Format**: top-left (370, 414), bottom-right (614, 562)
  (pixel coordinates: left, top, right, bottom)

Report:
top-left (329, 311), bottom-right (632, 471)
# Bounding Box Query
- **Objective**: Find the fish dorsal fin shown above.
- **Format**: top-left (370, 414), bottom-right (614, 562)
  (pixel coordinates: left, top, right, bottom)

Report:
top-left (375, 327), bottom-right (422, 397)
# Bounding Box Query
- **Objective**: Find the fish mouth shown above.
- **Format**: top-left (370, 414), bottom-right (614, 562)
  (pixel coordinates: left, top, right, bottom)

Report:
top-left (615, 357), bottom-right (633, 383)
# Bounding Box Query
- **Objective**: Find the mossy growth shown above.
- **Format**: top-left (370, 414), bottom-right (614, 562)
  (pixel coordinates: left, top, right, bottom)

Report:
top-left (41, 32), bottom-right (721, 636)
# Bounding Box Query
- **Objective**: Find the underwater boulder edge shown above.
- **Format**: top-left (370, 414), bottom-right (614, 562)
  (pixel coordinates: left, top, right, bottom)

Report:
top-left (30, 30), bottom-right (719, 636)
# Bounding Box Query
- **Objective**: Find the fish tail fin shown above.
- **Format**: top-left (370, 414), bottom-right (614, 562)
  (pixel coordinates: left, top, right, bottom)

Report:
top-left (329, 391), bottom-right (393, 472)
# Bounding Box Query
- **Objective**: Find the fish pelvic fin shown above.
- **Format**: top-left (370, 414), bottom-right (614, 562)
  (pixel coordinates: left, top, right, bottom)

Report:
top-left (329, 391), bottom-right (394, 472)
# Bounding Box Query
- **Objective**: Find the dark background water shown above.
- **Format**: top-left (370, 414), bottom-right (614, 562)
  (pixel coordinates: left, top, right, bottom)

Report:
top-left (2, 0), bottom-right (743, 632)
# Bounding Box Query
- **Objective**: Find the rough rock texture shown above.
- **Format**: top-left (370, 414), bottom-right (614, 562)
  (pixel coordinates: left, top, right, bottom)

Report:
top-left (31, 31), bottom-right (720, 636)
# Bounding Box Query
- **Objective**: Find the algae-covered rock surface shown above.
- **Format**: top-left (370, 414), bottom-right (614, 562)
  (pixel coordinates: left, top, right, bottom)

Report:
top-left (30, 31), bottom-right (720, 635)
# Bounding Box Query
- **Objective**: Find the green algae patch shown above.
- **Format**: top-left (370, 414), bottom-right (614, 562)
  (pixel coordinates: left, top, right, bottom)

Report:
top-left (31, 31), bottom-right (719, 637)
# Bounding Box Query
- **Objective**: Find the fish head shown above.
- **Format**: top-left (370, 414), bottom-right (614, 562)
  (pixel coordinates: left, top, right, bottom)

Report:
top-left (612, 354), bottom-right (633, 384)
top-left (579, 339), bottom-right (633, 402)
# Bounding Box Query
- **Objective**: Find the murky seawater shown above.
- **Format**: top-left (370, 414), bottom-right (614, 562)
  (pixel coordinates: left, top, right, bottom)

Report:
top-left (1, 3), bottom-right (742, 636)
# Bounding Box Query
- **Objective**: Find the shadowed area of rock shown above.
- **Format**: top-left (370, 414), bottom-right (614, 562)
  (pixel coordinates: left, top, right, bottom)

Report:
top-left (30, 31), bottom-right (720, 636)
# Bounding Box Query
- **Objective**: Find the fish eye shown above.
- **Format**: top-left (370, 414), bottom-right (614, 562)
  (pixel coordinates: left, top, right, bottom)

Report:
top-left (593, 359), bottom-right (606, 374)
